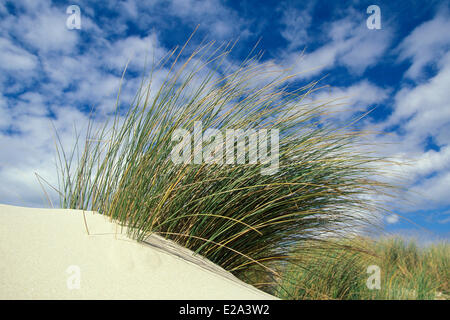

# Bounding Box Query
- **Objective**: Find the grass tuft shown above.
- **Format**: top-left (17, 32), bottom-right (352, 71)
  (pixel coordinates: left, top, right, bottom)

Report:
top-left (274, 237), bottom-right (449, 300)
top-left (55, 41), bottom-right (396, 293)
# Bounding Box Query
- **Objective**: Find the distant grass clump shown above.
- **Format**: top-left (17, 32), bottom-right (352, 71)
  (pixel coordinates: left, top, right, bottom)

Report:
top-left (272, 237), bottom-right (449, 300)
top-left (55, 41), bottom-right (392, 288)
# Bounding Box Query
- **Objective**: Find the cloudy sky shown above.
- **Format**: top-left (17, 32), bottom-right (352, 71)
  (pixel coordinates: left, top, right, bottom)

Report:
top-left (0, 0), bottom-right (449, 242)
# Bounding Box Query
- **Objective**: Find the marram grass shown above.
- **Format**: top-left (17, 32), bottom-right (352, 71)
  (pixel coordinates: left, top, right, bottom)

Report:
top-left (273, 237), bottom-right (449, 300)
top-left (55, 41), bottom-right (395, 294)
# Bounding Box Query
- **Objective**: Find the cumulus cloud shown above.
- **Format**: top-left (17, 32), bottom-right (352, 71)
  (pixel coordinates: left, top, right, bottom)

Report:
top-left (371, 11), bottom-right (450, 211)
top-left (0, 0), bottom-right (169, 206)
top-left (167, 0), bottom-right (249, 38)
top-left (102, 33), bottom-right (166, 72)
top-left (0, 37), bottom-right (38, 71)
top-left (411, 171), bottom-right (450, 206)
top-left (279, 5), bottom-right (313, 50)
top-left (0, 0), bottom-right (79, 55)
top-left (396, 10), bottom-right (450, 80)
top-left (386, 214), bottom-right (399, 224)
top-left (308, 80), bottom-right (390, 125)
top-left (280, 8), bottom-right (392, 78)
top-left (316, 80), bottom-right (389, 107)
top-left (388, 52), bottom-right (450, 146)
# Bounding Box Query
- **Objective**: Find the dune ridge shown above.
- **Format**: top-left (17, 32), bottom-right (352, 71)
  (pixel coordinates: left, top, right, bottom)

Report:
top-left (0, 204), bottom-right (276, 300)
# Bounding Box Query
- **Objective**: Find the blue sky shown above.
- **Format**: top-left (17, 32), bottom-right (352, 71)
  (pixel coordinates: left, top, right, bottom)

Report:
top-left (0, 0), bottom-right (449, 243)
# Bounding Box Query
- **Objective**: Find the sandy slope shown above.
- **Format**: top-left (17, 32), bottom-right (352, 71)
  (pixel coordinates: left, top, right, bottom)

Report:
top-left (0, 204), bottom-right (276, 300)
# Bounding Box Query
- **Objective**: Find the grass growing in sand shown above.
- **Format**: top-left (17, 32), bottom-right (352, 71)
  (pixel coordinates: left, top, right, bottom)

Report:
top-left (270, 237), bottom-right (449, 300)
top-left (54, 39), bottom-right (402, 296)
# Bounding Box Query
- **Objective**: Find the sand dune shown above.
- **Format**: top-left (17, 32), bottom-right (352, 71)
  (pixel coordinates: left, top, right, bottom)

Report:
top-left (0, 204), bottom-right (276, 300)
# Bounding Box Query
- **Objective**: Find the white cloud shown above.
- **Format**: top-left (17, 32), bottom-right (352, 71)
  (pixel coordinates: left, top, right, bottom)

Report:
top-left (281, 11), bottom-right (392, 78)
top-left (115, 0), bottom-right (251, 39)
top-left (307, 80), bottom-right (390, 125)
top-left (0, 100), bottom-right (92, 207)
top-left (397, 146), bottom-right (450, 181)
top-left (388, 52), bottom-right (450, 145)
top-left (0, 1), bottom-right (79, 55)
top-left (0, 94), bottom-right (11, 130)
top-left (367, 12), bottom-right (450, 211)
top-left (386, 214), bottom-right (399, 224)
top-left (102, 34), bottom-right (166, 72)
top-left (0, 1), bottom-right (171, 206)
top-left (317, 80), bottom-right (389, 107)
top-left (168, 0), bottom-right (246, 38)
top-left (0, 37), bottom-right (38, 71)
top-left (396, 10), bottom-right (450, 80)
top-left (21, 11), bottom-right (79, 54)
top-left (279, 6), bottom-right (312, 50)
top-left (410, 171), bottom-right (450, 206)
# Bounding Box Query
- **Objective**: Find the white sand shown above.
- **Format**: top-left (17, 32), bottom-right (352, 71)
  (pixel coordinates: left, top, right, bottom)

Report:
top-left (0, 204), bottom-right (276, 300)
